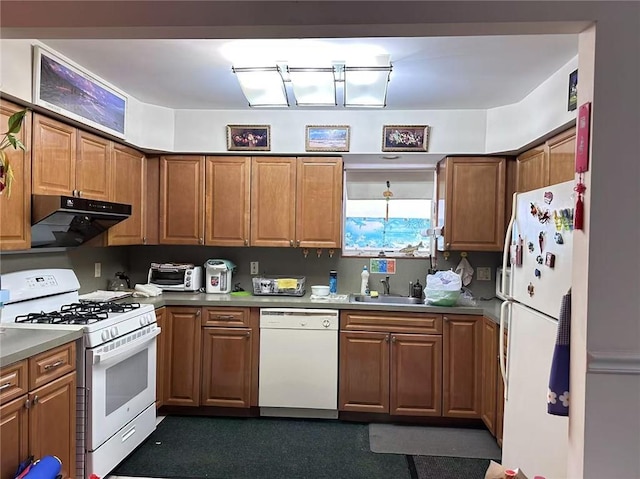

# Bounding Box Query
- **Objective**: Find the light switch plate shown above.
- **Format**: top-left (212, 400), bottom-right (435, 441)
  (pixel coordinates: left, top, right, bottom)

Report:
top-left (94, 262), bottom-right (101, 278)
top-left (476, 267), bottom-right (491, 281)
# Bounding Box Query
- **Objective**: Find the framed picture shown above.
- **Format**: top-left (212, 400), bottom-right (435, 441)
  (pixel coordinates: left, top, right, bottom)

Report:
top-left (382, 125), bottom-right (430, 152)
top-left (305, 125), bottom-right (350, 152)
top-left (568, 69), bottom-right (578, 111)
top-left (226, 125), bottom-right (271, 151)
top-left (33, 46), bottom-right (127, 138)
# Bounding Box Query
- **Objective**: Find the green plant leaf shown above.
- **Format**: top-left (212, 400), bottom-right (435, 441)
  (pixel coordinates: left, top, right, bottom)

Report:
top-left (7, 135), bottom-right (18, 148)
top-left (6, 110), bottom-right (26, 135)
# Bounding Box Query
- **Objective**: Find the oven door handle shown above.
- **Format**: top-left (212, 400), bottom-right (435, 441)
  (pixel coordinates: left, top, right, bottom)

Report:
top-left (92, 328), bottom-right (161, 365)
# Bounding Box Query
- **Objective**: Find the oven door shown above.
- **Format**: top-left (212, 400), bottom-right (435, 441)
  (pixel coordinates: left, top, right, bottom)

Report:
top-left (85, 326), bottom-right (160, 450)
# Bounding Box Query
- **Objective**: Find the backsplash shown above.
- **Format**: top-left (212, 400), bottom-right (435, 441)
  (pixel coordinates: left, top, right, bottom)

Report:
top-left (1, 245), bottom-right (501, 301)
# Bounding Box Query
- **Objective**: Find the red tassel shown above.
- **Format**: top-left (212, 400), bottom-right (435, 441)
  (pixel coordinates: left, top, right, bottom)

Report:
top-left (574, 194), bottom-right (584, 230)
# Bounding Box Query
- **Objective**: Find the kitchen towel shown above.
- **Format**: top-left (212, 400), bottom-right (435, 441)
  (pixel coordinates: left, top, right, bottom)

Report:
top-left (548, 290), bottom-right (571, 416)
top-left (454, 256), bottom-right (474, 286)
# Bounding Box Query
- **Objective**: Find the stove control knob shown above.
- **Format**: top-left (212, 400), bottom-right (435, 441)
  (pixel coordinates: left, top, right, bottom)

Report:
top-left (140, 317), bottom-right (146, 327)
top-left (102, 330), bottom-right (110, 342)
top-left (111, 327), bottom-right (118, 337)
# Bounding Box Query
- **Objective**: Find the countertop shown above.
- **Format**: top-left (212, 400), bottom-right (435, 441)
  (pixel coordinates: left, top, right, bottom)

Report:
top-left (128, 292), bottom-right (505, 324)
top-left (0, 295), bottom-right (504, 368)
top-left (0, 327), bottom-right (83, 367)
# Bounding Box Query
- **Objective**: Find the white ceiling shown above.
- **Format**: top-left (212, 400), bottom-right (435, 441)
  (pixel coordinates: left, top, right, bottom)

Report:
top-left (41, 35), bottom-right (578, 111)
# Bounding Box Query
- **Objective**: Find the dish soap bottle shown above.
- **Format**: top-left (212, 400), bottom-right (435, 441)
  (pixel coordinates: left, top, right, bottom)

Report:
top-left (360, 266), bottom-right (370, 295)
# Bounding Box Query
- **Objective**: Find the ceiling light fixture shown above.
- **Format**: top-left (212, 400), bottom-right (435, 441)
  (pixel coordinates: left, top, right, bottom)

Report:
top-left (232, 63), bottom-right (391, 108)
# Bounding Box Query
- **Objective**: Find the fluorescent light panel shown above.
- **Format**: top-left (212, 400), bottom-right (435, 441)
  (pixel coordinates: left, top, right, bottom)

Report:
top-left (232, 66), bottom-right (288, 107)
top-left (344, 66), bottom-right (392, 107)
top-left (287, 67), bottom-right (336, 106)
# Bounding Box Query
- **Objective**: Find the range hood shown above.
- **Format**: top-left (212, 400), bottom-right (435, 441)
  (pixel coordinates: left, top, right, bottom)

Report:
top-left (31, 195), bottom-right (131, 248)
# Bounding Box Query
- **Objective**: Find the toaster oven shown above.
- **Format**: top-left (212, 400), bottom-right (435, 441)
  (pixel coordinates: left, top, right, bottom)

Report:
top-left (147, 263), bottom-right (202, 292)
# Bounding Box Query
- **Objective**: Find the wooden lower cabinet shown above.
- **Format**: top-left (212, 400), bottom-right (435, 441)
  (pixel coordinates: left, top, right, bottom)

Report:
top-left (155, 307), bottom-right (166, 409)
top-left (496, 328), bottom-right (508, 447)
top-left (200, 327), bottom-right (252, 408)
top-left (0, 348), bottom-right (76, 479)
top-left (339, 331), bottom-right (390, 413)
top-left (163, 307), bottom-right (202, 406)
top-left (442, 314), bottom-right (482, 418)
top-left (480, 317), bottom-right (498, 434)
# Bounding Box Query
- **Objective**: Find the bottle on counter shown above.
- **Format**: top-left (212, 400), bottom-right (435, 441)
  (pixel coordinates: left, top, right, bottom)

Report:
top-left (329, 270), bottom-right (338, 295)
top-left (360, 266), bottom-right (370, 295)
top-left (412, 278), bottom-right (423, 299)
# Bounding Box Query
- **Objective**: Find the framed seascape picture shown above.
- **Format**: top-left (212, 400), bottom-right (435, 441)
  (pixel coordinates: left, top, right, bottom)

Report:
top-left (305, 125), bottom-right (350, 152)
top-left (568, 69), bottom-right (578, 111)
top-left (33, 46), bottom-right (127, 138)
top-left (382, 125), bottom-right (430, 152)
top-left (226, 125), bottom-right (271, 151)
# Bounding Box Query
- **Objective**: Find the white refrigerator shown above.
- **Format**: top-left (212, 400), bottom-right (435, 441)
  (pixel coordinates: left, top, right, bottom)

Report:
top-left (500, 180), bottom-right (574, 479)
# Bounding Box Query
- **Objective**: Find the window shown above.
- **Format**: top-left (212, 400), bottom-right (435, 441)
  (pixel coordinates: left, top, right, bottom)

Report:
top-left (343, 170), bottom-right (434, 257)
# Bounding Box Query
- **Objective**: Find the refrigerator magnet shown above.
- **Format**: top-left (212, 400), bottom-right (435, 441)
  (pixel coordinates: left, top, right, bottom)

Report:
top-left (545, 252), bottom-right (556, 268)
top-left (544, 191), bottom-right (554, 204)
top-left (554, 232), bottom-right (564, 244)
top-left (528, 242), bottom-right (535, 253)
top-left (528, 283), bottom-right (535, 296)
top-left (536, 255), bottom-right (544, 265)
top-left (538, 231), bottom-right (545, 253)
top-left (535, 268), bottom-right (542, 278)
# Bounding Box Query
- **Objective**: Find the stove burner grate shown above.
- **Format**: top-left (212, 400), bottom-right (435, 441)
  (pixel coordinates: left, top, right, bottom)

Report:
top-left (14, 301), bottom-right (141, 325)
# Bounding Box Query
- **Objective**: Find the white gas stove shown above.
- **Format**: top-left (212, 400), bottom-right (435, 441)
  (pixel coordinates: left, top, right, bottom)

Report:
top-left (1, 269), bottom-right (159, 479)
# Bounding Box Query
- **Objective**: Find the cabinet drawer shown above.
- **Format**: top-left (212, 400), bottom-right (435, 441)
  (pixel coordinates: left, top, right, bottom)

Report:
top-left (0, 360), bottom-right (28, 405)
top-left (340, 310), bottom-right (442, 334)
top-left (29, 342), bottom-right (76, 390)
top-left (202, 307), bottom-right (250, 327)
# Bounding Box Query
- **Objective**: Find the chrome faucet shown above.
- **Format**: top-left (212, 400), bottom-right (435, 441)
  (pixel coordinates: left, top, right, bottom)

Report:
top-left (380, 276), bottom-right (390, 295)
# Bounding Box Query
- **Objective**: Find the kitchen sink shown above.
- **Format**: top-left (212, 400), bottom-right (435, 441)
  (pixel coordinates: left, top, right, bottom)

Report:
top-left (350, 294), bottom-right (423, 305)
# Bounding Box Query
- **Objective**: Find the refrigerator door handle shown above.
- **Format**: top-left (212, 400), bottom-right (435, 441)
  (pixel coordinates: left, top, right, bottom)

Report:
top-left (499, 299), bottom-right (513, 400)
top-left (501, 191), bottom-right (518, 299)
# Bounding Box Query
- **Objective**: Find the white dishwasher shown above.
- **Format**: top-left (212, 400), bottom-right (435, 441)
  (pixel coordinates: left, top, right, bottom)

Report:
top-left (259, 308), bottom-right (339, 419)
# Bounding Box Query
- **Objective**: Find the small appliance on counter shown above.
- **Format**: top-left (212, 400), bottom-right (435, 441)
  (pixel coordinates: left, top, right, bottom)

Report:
top-left (204, 259), bottom-right (236, 294)
top-left (147, 262), bottom-right (202, 292)
top-left (108, 271), bottom-right (131, 291)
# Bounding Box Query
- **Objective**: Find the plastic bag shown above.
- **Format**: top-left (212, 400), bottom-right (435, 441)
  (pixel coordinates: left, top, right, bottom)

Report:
top-left (456, 287), bottom-right (477, 307)
top-left (425, 270), bottom-right (462, 306)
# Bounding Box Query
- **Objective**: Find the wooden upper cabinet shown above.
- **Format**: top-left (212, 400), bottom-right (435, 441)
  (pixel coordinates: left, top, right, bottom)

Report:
top-left (296, 157), bottom-right (343, 248)
top-left (0, 101), bottom-right (31, 251)
top-left (32, 114), bottom-right (76, 196)
top-left (516, 146), bottom-right (546, 193)
top-left (547, 127), bottom-right (576, 185)
top-left (250, 157), bottom-right (296, 247)
top-left (205, 156), bottom-right (251, 246)
top-left (442, 156), bottom-right (506, 251)
top-left (108, 144), bottom-right (146, 246)
top-left (160, 156), bottom-right (205, 244)
top-left (390, 333), bottom-right (442, 417)
top-left (76, 130), bottom-right (112, 201)
top-left (442, 314), bottom-right (483, 418)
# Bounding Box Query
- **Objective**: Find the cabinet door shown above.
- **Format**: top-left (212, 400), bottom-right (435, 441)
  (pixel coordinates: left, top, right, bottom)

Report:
top-left (76, 130), bottom-right (112, 200)
top-left (155, 307), bottom-right (166, 409)
top-left (164, 307), bottom-right (202, 406)
top-left (0, 101), bottom-right (31, 251)
top-left (444, 157), bottom-right (506, 251)
top-left (32, 114), bottom-right (76, 196)
top-left (390, 333), bottom-right (442, 416)
top-left (28, 372), bottom-right (76, 479)
top-left (480, 317), bottom-right (498, 435)
top-left (515, 147), bottom-right (546, 193)
top-left (0, 396), bottom-right (28, 479)
top-left (442, 314), bottom-right (482, 418)
top-left (205, 156), bottom-right (250, 246)
top-left (160, 156), bottom-right (205, 244)
top-left (339, 331), bottom-right (389, 413)
top-left (547, 128), bottom-right (575, 185)
top-left (295, 157), bottom-right (343, 248)
top-left (250, 157), bottom-right (296, 247)
top-left (201, 327), bottom-right (252, 408)
top-left (108, 144), bottom-right (146, 245)
top-left (496, 329), bottom-right (508, 447)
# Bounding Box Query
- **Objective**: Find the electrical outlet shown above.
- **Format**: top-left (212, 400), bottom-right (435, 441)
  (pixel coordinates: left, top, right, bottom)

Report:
top-left (94, 262), bottom-right (102, 278)
top-left (476, 267), bottom-right (491, 281)
top-left (250, 261), bottom-right (259, 275)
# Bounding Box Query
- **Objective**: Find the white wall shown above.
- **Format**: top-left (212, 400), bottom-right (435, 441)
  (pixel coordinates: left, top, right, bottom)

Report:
top-left (1, 38), bottom-right (573, 156)
top-left (486, 55), bottom-right (578, 152)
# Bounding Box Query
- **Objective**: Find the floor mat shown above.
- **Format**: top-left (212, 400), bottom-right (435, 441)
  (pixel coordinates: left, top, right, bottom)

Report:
top-left (369, 423), bottom-right (502, 460)
top-left (409, 455), bottom-right (492, 479)
top-left (113, 416), bottom-right (411, 479)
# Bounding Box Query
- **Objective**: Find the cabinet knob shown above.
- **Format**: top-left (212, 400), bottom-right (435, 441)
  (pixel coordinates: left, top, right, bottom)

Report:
top-left (385, 336), bottom-right (389, 343)
top-left (78, 190), bottom-right (82, 197)
top-left (196, 310), bottom-right (201, 316)
top-left (24, 398), bottom-right (30, 409)
top-left (290, 239), bottom-right (294, 247)
top-left (143, 237), bottom-right (147, 245)
top-left (244, 239), bottom-right (249, 246)
top-left (32, 395), bottom-right (39, 406)
top-left (199, 238), bottom-right (203, 244)
top-left (391, 336), bottom-right (396, 343)
top-left (296, 240), bottom-right (300, 247)
top-left (446, 242), bottom-right (450, 249)
top-left (246, 331), bottom-right (251, 338)
top-left (443, 316), bottom-right (449, 322)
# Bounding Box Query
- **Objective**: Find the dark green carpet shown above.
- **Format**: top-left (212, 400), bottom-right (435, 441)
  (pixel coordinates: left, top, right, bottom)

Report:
top-left (113, 416), bottom-right (411, 479)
